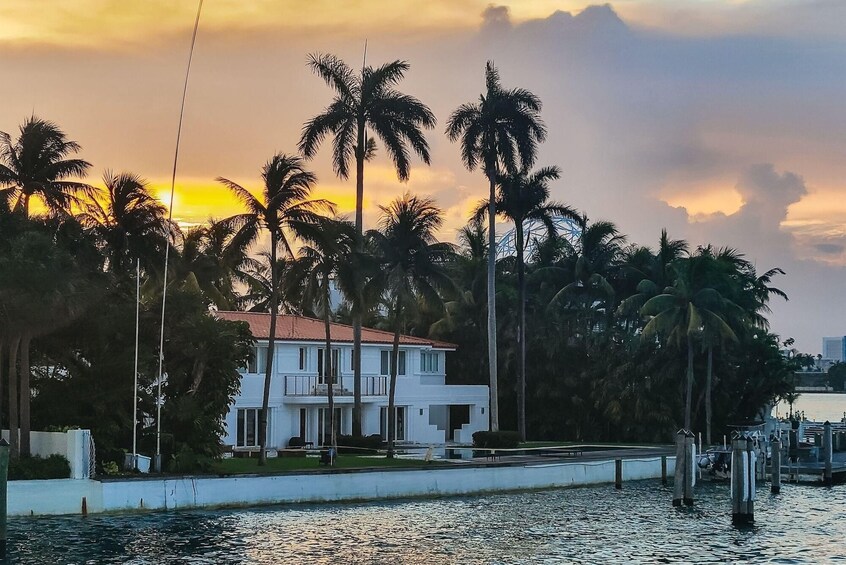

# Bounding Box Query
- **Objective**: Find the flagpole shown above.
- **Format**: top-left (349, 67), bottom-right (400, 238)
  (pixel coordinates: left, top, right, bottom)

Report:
top-left (154, 0), bottom-right (204, 473)
top-left (132, 258), bottom-right (140, 469)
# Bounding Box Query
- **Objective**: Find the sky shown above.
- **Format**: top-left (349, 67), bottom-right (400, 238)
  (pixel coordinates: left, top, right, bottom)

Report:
top-left (2, 0), bottom-right (846, 354)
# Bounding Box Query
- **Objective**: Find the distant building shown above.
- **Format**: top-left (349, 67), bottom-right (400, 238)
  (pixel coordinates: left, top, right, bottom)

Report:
top-left (822, 337), bottom-right (846, 362)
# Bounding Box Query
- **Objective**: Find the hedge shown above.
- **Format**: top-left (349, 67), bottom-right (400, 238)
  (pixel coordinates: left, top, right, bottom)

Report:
top-left (9, 454), bottom-right (71, 480)
top-left (472, 431), bottom-right (521, 450)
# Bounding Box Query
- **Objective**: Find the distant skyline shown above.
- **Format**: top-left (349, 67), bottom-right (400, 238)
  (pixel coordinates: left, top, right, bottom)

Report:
top-left (2, 0), bottom-right (846, 353)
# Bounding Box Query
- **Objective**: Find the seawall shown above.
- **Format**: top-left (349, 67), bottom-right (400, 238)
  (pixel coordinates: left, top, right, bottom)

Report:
top-left (10, 456), bottom-right (675, 516)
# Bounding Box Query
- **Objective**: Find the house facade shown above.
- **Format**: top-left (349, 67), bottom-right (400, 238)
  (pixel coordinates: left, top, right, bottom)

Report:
top-left (216, 311), bottom-right (490, 450)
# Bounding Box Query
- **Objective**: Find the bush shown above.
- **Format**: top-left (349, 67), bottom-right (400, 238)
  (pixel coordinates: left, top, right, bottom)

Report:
top-left (288, 436), bottom-right (305, 448)
top-left (472, 431), bottom-right (520, 450)
top-left (337, 434), bottom-right (383, 454)
top-left (9, 454), bottom-right (71, 480)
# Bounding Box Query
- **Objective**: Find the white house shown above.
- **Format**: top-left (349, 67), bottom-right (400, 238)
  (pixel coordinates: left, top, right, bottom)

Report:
top-left (216, 311), bottom-right (489, 449)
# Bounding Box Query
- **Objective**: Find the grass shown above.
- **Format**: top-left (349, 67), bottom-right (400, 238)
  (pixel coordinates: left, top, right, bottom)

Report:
top-left (213, 454), bottom-right (444, 475)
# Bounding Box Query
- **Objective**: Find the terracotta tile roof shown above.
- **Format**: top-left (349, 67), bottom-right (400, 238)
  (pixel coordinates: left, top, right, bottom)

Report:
top-left (215, 311), bottom-right (457, 350)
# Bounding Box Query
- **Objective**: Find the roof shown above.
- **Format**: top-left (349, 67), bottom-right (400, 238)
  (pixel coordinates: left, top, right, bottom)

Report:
top-left (215, 311), bottom-right (457, 350)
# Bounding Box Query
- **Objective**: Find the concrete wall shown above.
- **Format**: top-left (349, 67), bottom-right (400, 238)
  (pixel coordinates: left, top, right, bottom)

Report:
top-left (8, 456), bottom-right (675, 516)
top-left (2, 429), bottom-right (91, 479)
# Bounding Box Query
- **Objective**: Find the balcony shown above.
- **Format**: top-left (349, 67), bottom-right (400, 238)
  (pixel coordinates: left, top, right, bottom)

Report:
top-left (283, 375), bottom-right (388, 397)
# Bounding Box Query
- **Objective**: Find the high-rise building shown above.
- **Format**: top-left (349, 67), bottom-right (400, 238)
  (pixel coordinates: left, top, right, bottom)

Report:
top-left (822, 336), bottom-right (846, 361)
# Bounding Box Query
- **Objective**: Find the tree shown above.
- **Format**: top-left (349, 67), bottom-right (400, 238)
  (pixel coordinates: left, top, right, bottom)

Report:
top-left (79, 171), bottom-right (169, 276)
top-left (473, 166), bottom-right (581, 440)
top-left (0, 116), bottom-right (93, 217)
top-left (300, 53), bottom-right (435, 436)
top-left (218, 154), bottom-right (333, 464)
top-left (368, 194), bottom-right (452, 456)
top-left (289, 217), bottom-right (357, 456)
top-left (446, 62), bottom-right (547, 431)
top-left (640, 258), bottom-right (738, 430)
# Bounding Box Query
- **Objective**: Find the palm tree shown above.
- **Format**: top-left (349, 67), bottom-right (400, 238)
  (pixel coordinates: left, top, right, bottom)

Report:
top-left (79, 171), bottom-right (169, 275)
top-left (218, 154), bottom-right (334, 465)
top-left (473, 166), bottom-right (581, 440)
top-left (0, 116), bottom-right (93, 216)
top-left (446, 62), bottom-right (547, 431)
top-left (640, 258), bottom-right (738, 430)
top-left (289, 217), bottom-right (357, 457)
top-left (368, 194), bottom-right (453, 457)
top-left (300, 53), bottom-right (436, 436)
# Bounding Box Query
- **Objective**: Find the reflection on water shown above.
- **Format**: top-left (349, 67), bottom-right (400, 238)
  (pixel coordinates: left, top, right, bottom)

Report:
top-left (773, 393), bottom-right (846, 422)
top-left (11, 481), bottom-right (846, 564)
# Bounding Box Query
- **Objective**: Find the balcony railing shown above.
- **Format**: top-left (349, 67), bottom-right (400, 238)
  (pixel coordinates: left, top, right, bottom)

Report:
top-left (283, 375), bottom-right (388, 397)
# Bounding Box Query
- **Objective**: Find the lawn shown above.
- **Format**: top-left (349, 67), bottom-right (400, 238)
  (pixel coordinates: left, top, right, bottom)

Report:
top-left (213, 454), bottom-right (444, 475)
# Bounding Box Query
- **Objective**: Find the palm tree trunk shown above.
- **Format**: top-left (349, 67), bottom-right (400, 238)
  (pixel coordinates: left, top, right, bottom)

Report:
top-left (352, 122), bottom-right (366, 437)
top-left (324, 275), bottom-right (336, 459)
top-left (486, 175), bottom-right (499, 432)
top-left (258, 232), bottom-right (279, 466)
top-left (8, 335), bottom-right (20, 458)
top-left (685, 337), bottom-right (694, 431)
top-left (20, 334), bottom-right (31, 457)
top-left (387, 304), bottom-right (401, 458)
top-left (516, 218), bottom-right (526, 441)
top-left (705, 346), bottom-right (713, 446)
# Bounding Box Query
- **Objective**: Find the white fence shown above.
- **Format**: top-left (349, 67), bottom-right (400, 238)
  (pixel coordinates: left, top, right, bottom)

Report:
top-left (2, 429), bottom-right (93, 479)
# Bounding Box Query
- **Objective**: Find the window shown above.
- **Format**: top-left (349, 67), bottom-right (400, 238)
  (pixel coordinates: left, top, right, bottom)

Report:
top-left (350, 348), bottom-right (355, 371)
top-left (318, 407), bottom-right (342, 446)
top-left (245, 346), bottom-right (268, 373)
top-left (299, 347), bottom-right (307, 371)
top-left (299, 408), bottom-right (307, 441)
top-left (380, 406), bottom-right (406, 441)
top-left (420, 352), bottom-right (440, 373)
top-left (380, 350), bottom-right (406, 376)
top-left (317, 348), bottom-right (340, 382)
top-left (236, 408), bottom-right (260, 447)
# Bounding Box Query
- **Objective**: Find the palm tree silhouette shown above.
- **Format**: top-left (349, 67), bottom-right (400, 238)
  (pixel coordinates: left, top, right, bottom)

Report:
top-left (218, 154), bottom-right (334, 464)
top-left (446, 62), bottom-right (546, 431)
top-left (300, 53), bottom-right (435, 435)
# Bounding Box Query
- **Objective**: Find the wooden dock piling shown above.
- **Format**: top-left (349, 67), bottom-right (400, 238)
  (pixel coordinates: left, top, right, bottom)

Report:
top-left (0, 438), bottom-right (8, 558)
top-left (615, 458), bottom-right (622, 489)
top-left (824, 421), bottom-right (833, 486)
top-left (731, 436), bottom-right (755, 525)
top-left (683, 433), bottom-right (695, 506)
top-left (661, 455), bottom-right (668, 486)
top-left (771, 436), bottom-right (781, 494)
top-left (673, 430), bottom-right (686, 507)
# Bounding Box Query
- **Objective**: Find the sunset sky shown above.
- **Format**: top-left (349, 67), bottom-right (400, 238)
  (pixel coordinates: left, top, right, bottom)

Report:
top-left (3, 0), bottom-right (846, 353)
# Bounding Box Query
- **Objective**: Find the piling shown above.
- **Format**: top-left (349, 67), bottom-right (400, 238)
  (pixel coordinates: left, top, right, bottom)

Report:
top-left (81, 497), bottom-right (88, 517)
top-left (771, 436), bottom-right (781, 494)
top-left (0, 438), bottom-right (8, 558)
top-left (683, 433), bottom-right (695, 506)
top-left (661, 455), bottom-right (668, 486)
top-left (823, 421), bottom-right (833, 486)
top-left (731, 436), bottom-right (755, 525)
top-left (673, 431), bottom-right (686, 507)
top-left (614, 458), bottom-right (623, 489)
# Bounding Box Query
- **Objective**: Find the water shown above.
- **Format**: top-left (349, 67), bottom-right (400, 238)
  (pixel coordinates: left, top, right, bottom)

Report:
top-left (12, 481), bottom-right (846, 564)
top-left (773, 393), bottom-right (846, 422)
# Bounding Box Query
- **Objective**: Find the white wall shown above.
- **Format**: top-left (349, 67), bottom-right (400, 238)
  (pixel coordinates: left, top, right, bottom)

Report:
top-left (2, 429), bottom-right (91, 479)
top-left (8, 457), bottom-right (675, 516)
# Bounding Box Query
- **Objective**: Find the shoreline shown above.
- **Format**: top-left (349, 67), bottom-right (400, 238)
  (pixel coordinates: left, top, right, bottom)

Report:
top-left (10, 453), bottom-right (675, 517)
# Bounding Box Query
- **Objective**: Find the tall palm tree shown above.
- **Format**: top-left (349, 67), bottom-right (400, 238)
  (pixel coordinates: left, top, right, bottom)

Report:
top-left (289, 217), bottom-right (357, 457)
top-left (640, 258), bottom-right (738, 430)
top-left (473, 166), bottom-right (581, 440)
top-left (78, 171), bottom-right (169, 275)
top-left (218, 153), bottom-right (334, 465)
top-left (0, 116), bottom-right (93, 216)
top-left (368, 194), bottom-right (453, 457)
top-left (300, 53), bottom-right (436, 436)
top-left (446, 62), bottom-right (547, 431)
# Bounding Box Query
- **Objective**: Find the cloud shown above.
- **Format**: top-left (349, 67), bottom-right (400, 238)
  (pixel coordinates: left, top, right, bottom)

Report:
top-left (481, 5), bottom-right (512, 34)
top-left (814, 243), bottom-right (844, 255)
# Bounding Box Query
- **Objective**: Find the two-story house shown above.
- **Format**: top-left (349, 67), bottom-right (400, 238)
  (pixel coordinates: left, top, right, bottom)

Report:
top-left (216, 311), bottom-right (489, 450)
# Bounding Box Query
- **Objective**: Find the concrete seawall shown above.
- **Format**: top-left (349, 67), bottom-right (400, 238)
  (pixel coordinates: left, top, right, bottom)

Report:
top-left (10, 456), bottom-right (675, 516)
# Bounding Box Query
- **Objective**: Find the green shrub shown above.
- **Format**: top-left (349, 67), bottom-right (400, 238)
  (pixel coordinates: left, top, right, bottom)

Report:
top-left (9, 454), bottom-right (71, 480)
top-left (337, 434), bottom-right (383, 454)
top-left (472, 431), bottom-right (520, 450)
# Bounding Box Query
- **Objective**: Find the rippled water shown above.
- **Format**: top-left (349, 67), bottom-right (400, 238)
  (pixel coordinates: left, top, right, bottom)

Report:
top-left (12, 481), bottom-right (846, 564)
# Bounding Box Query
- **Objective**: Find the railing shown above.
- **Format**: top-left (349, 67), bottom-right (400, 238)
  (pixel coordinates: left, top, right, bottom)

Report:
top-left (284, 375), bottom-right (388, 397)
